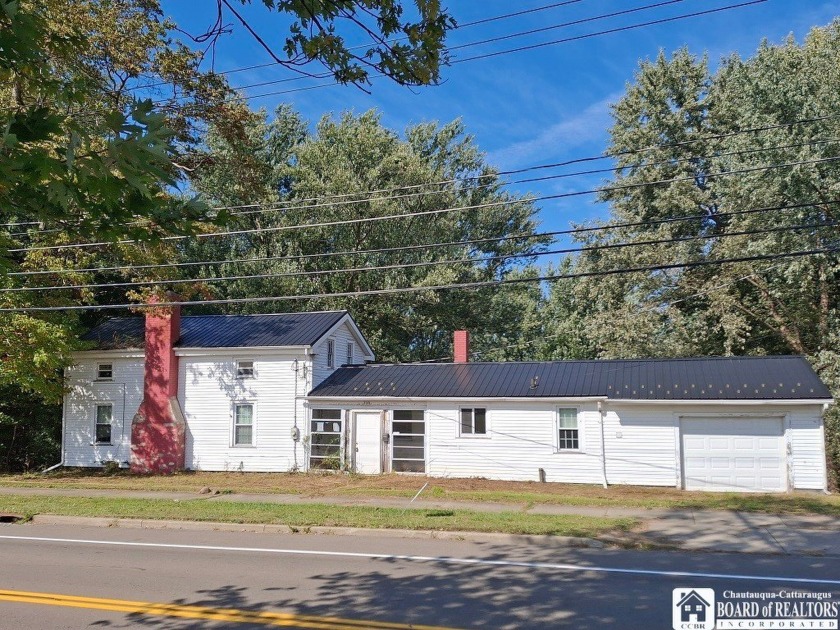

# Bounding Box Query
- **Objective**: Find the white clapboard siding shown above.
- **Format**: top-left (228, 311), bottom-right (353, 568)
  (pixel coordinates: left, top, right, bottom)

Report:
top-left (788, 407), bottom-right (827, 490)
top-left (63, 357), bottom-right (145, 467)
top-left (425, 402), bottom-right (605, 483)
top-left (311, 321), bottom-right (365, 388)
top-left (602, 407), bottom-right (678, 487)
top-left (180, 354), bottom-right (309, 472)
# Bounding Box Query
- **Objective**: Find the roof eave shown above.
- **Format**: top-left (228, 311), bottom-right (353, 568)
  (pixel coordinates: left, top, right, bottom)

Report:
top-left (606, 398), bottom-right (834, 406)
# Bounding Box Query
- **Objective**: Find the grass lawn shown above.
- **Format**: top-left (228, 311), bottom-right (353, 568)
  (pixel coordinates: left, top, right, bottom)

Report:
top-left (0, 494), bottom-right (635, 537)
top-left (1, 469), bottom-right (839, 516)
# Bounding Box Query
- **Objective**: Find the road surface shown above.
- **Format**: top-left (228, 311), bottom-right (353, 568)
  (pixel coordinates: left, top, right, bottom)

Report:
top-left (0, 522), bottom-right (837, 628)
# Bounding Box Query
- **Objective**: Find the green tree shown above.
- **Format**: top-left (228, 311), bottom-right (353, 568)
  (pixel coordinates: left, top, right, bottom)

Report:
top-left (184, 107), bottom-right (548, 361)
top-left (568, 21), bottom-right (840, 477)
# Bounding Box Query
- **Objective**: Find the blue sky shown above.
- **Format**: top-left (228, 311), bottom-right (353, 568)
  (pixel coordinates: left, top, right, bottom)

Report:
top-left (161, 0), bottom-right (838, 236)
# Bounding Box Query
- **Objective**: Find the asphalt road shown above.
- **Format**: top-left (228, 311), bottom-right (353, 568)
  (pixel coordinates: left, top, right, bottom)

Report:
top-left (0, 523), bottom-right (838, 629)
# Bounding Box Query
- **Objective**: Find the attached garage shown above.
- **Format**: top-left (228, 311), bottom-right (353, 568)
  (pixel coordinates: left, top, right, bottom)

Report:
top-left (681, 417), bottom-right (786, 492)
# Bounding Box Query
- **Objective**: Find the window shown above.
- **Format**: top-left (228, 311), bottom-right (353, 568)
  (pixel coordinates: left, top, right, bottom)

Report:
top-left (557, 408), bottom-right (579, 451)
top-left (460, 408), bottom-right (487, 435)
top-left (326, 340), bottom-right (335, 368)
top-left (236, 360), bottom-right (254, 379)
top-left (234, 403), bottom-right (254, 446)
top-left (96, 363), bottom-right (113, 380)
top-left (346, 342), bottom-right (354, 365)
top-left (392, 410), bottom-right (425, 472)
top-left (95, 404), bottom-right (112, 444)
top-left (310, 409), bottom-right (342, 470)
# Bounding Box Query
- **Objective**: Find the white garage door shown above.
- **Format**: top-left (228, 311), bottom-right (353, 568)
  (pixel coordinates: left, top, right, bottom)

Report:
top-left (681, 417), bottom-right (786, 492)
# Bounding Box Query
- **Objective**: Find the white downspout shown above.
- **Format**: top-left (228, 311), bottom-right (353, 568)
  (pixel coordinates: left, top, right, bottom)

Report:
top-left (598, 401), bottom-right (608, 489)
top-left (44, 381), bottom-right (68, 473)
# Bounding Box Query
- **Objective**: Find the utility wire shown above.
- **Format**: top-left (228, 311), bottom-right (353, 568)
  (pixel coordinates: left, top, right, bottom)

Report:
top-left (219, 0), bottom-right (681, 94)
top-left (190, 0), bottom-right (767, 103)
top-left (3, 246), bottom-right (835, 313)
top-left (451, 0), bottom-right (767, 64)
top-left (10, 198), bottom-right (837, 278)
top-left (9, 134), bottom-right (838, 239)
top-left (9, 155), bottom-right (840, 254)
top-left (448, 0), bottom-right (688, 52)
top-left (7, 220), bottom-right (836, 294)
top-left (126, 0), bottom-right (587, 92)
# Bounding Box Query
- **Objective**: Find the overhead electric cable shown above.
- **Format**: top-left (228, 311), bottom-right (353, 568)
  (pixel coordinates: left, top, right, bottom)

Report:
top-left (10, 198), bottom-right (838, 278)
top-left (7, 220), bottom-right (836, 294)
top-left (9, 155), bottom-right (840, 254)
top-left (2, 246), bottom-right (835, 313)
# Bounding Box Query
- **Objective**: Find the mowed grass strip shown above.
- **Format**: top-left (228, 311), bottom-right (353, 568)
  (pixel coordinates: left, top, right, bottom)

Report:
top-left (0, 495), bottom-right (635, 537)
top-left (2, 470), bottom-right (840, 516)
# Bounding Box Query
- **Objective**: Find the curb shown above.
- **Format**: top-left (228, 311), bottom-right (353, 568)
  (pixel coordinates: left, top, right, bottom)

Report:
top-left (29, 514), bottom-right (611, 548)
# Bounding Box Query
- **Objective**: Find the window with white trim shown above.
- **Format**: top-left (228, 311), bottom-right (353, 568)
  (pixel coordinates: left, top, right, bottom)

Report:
top-left (326, 340), bottom-right (335, 368)
top-left (346, 342), bottom-right (354, 365)
top-left (96, 363), bottom-right (113, 380)
top-left (460, 408), bottom-right (487, 435)
top-left (310, 409), bottom-right (342, 470)
top-left (95, 404), bottom-right (113, 444)
top-left (236, 360), bottom-right (254, 378)
top-left (557, 408), bottom-right (580, 451)
top-left (233, 403), bottom-right (254, 446)
top-left (392, 410), bottom-right (425, 472)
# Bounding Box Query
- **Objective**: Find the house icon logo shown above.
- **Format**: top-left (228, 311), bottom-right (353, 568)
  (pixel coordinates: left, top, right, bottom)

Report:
top-left (672, 588), bottom-right (715, 630)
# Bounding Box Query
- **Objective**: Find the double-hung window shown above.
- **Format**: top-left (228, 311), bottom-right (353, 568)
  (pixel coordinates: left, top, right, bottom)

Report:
top-left (95, 404), bottom-right (113, 444)
top-left (234, 403), bottom-right (254, 446)
top-left (96, 363), bottom-right (113, 380)
top-left (236, 360), bottom-right (254, 378)
top-left (346, 342), bottom-right (354, 365)
top-left (460, 408), bottom-right (487, 435)
top-left (310, 409), bottom-right (342, 469)
top-left (557, 408), bottom-right (580, 451)
top-left (326, 340), bottom-right (335, 369)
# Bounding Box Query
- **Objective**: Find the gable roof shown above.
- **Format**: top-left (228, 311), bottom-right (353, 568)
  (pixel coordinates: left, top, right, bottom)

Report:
top-left (81, 311), bottom-right (348, 349)
top-left (308, 356), bottom-right (831, 401)
top-left (677, 590), bottom-right (710, 607)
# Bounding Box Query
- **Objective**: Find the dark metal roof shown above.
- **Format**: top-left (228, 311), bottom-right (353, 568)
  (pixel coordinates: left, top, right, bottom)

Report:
top-left (81, 311), bottom-right (347, 349)
top-left (308, 356), bottom-right (831, 401)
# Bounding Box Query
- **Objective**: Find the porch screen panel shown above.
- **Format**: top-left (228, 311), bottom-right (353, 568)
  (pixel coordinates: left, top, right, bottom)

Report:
top-left (310, 409), bottom-right (343, 469)
top-left (392, 410), bottom-right (425, 472)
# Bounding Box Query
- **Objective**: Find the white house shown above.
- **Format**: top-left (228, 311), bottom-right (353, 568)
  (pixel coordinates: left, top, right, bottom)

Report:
top-left (62, 307), bottom-right (833, 492)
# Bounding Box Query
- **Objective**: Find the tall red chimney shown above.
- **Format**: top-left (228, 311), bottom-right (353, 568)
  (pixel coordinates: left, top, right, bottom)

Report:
top-left (454, 330), bottom-right (470, 363)
top-left (130, 296), bottom-right (186, 473)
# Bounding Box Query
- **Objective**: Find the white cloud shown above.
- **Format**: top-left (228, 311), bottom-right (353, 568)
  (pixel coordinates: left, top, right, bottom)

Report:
top-left (488, 93), bottom-right (621, 170)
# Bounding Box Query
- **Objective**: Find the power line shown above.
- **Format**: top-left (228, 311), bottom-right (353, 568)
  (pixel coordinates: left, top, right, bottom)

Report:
top-left (450, 0), bottom-right (767, 64)
top-left (3, 246), bottom-right (835, 312)
top-left (9, 134), bottom-right (838, 239)
top-left (9, 155), bottom-right (840, 254)
top-left (10, 198), bottom-right (837, 278)
top-left (448, 0), bottom-right (688, 52)
top-left (7, 219), bottom-right (835, 294)
top-left (126, 0), bottom-right (587, 93)
top-left (219, 0), bottom-right (681, 94)
top-left (194, 0), bottom-right (766, 103)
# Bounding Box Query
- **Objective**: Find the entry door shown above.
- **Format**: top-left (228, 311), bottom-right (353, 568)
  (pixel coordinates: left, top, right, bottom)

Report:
top-left (353, 411), bottom-right (383, 474)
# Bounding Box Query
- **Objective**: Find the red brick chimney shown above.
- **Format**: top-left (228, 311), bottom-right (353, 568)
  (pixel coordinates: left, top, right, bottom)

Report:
top-left (454, 330), bottom-right (470, 364)
top-left (130, 296), bottom-right (186, 473)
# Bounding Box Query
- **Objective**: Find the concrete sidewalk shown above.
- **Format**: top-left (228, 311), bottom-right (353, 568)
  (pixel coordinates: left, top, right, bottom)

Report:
top-left (1, 485), bottom-right (838, 557)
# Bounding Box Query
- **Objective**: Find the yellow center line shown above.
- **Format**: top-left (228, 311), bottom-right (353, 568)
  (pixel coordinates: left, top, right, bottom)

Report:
top-left (0, 589), bottom-right (459, 630)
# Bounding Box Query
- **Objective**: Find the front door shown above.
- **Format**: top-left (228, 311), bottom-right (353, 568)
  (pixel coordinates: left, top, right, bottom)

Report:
top-left (353, 411), bottom-right (383, 474)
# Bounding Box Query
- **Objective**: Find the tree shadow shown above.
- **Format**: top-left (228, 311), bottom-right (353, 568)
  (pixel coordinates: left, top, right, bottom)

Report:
top-left (78, 538), bottom-right (838, 629)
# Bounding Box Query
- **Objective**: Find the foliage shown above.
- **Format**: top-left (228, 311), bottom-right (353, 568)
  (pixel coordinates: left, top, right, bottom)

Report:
top-left (554, 22), bottom-right (840, 476)
top-left (184, 107), bottom-right (548, 361)
top-left (0, 388), bottom-right (61, 472)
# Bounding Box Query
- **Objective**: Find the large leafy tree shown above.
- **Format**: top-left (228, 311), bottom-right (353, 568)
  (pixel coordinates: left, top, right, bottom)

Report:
top-left (183, 107), bottom-right (547, 361)
top-left (560, 22), bottom-right (840, 476)
top-left (0, 0), bottom-right (453, 470)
